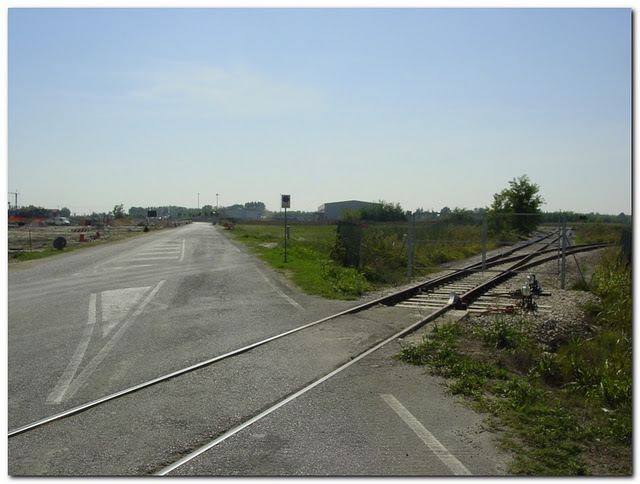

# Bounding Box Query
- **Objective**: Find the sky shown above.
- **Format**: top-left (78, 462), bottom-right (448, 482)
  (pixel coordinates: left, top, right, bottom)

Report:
top-left (5, 4), bottom-right (632, 216)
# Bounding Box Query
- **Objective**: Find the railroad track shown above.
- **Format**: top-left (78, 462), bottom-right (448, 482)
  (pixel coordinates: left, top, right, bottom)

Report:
top-left (8, 231), bottom-right (607, 475)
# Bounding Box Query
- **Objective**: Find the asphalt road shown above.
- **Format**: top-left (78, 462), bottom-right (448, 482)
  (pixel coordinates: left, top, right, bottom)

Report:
top-left (8, 222), bottom-right (510, 476)
top-left (8, 223), bottom-right (356, 428)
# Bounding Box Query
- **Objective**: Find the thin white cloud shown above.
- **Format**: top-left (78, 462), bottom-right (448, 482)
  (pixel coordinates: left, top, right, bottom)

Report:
top-left (120, 59), bottom-right (324, 118)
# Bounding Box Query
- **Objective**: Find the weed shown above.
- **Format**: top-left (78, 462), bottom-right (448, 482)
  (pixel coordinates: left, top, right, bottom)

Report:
top-left (535, 351), bottom-right (564, 385)
top-left (393, 303), bottom-right (631, 475)
top-left (573, 223), bottom-right (627, 245)
top-left (449, 372), bottom-right (486, 399)
top-left (230, 224), bottom-right (371, 299)
top-left (475, 317), bottom-right (527, 350)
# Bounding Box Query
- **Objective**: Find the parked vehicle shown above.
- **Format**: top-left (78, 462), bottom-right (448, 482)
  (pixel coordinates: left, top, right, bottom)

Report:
top-left (46, 217), bottom-right (71, 226)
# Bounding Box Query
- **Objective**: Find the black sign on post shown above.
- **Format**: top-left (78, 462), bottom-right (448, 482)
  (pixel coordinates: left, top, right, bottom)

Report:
top-left (53, 237), bottom-right (67, 250)
top-left (281, 195), bottom-right (290, 262)
top-left (147, 210), bottom-right (157, 218)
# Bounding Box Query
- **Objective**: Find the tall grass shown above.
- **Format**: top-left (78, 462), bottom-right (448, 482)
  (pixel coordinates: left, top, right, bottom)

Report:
top-left (334, 221), bottom-right (495, 284)
top-left (555, 246), bottom-right (632, 443)
top-left (230, 223), bottom-right (372, 299)
top-left (394, 245), bottom-right (632, 475)
top-left (231, 221), bottom-right (499, 297)
top-left (573, 223), bottom-right (628, 245)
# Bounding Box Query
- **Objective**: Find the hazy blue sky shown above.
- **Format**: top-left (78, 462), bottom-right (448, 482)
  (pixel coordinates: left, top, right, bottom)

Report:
top-left (7, 7), bottom-right (631, 215)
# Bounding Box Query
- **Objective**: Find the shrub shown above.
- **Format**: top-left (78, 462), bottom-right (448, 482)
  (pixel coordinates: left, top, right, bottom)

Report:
top-left (360, 230), bottom-right (406, 283)
top-left (476, 317), bottom-right (527, 350)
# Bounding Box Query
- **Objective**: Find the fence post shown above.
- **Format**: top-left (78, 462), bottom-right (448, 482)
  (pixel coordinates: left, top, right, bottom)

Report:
top-left (407, 212), bottom-right (414, 281)
top-left (284, 208), bottom-right (288, 263)
top-left (481, 216), bottom-right (487, 272)
top-left (561, 214), bottom-right (567, 289)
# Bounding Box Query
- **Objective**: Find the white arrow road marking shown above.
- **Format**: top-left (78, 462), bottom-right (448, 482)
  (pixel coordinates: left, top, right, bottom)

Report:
top-left (46, 281), bottom-right (166, 405)
top-left (381, 394), bottom-right (472, 476)
top-left (100, 287), bottom-right (150, 337)
top-left (46, 293), bottom-right (98, 405)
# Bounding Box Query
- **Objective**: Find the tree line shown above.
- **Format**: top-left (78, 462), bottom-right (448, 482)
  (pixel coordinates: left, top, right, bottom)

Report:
top-left (9, 176), bottom-right (630, 232)
top-left (10, 206), bottom-right (71, 218)
top-left (336, 175), bottom-right (630, 238)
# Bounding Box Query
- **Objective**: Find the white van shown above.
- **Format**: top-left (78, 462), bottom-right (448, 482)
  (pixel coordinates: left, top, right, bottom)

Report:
top-left (46, 217), bottom-right (71, 226)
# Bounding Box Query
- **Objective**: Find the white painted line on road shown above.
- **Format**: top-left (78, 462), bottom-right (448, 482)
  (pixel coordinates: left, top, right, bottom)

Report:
top-left (46, 293), bottom-right (98, 405)
top-left (140, 248), bottom-right (177, 253)
top-left (180, 238), bottom-right (186, 261)
top-left (131, 256), bottom-right (179, 261)
top-left (256, 268), bottom-right (302, 310)
top-left (380, 394), bottom-right (472, 476)
top-left (62, 280), bottom-right (167, 402)
top-left (114, 264), bottom-right (154, 269)
top-left (100, 286), bottom-right (151, 337)
top-left (47, 281), bottom-right (166, 404)
top-left (156, 314), bottom-right (427, 475)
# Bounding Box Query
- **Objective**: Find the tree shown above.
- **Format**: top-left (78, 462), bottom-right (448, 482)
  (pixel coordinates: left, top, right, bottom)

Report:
top-left (445, 207), bottom-right (476, 224)
top-left (112, 204), bottom-right (126, 219)
top-left (16, 205), bottom-right (49, 218)
top-left (244, 201), bottom-right (266, 212)
top-left (128, 206), bottom-right (148, 218)
top-left (201, 205), bottom-right (214, 216)
top-left (360, 201), bottom-right (406, 222)
top-left (489, 175), bottom-right (544, 236)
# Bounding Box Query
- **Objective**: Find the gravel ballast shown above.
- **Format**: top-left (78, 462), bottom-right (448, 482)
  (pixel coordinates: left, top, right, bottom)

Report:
top-left (463, 249), bottom-right (605, 350)
top-left (363, 247), bottom-right (607, 350)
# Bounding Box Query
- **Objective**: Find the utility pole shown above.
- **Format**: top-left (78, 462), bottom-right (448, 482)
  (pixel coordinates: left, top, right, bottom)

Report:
top-left (8, 190), bottom-right (19, 211)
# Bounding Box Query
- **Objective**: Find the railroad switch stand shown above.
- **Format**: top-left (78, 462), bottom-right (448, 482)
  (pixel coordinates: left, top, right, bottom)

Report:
top-left (519, 284), bottom-right (537, 312)
top-left (498, 274), bottom-right (549, 313)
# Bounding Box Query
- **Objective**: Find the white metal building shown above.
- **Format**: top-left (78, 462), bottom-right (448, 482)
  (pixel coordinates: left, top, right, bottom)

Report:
top-left (317, 200), bottom-right (379, 221)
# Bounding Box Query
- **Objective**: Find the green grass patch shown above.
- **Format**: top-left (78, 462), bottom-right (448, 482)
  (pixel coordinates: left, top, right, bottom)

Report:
top-left (9, 248), bottom-right (71, 262)
top-left (394, 247), bottom-right (632, 475)
top-left (395, 318), bottom-right (630, 475)
top-left (573, 223), bottom-right (628, 245)
top-left (229, 223), bottom-right (372, 299)
top-left (230, 221), bottom-right (503, 298)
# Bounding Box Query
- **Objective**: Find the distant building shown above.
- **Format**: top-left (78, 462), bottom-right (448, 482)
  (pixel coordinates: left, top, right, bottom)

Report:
top-left (221, 208), bottom-right (261, 220)
top-left (317, 200), bottom-right (379, 221)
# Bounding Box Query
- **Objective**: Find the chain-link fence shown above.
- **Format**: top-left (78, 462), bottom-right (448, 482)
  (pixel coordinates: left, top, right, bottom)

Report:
top-left (332, 220), bottom-right (409, 284)
top-left (331, 213), bottom-right (622, 288)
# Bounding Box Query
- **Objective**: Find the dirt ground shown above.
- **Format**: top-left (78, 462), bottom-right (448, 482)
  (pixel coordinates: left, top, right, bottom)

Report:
top-left (7, 220), bottom-right (189, 254)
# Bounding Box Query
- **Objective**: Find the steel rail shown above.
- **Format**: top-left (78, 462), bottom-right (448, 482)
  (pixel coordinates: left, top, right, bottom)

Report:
top-left (157, 234), bottom-right (603, 475)
top-left (458, 243), bottom-right (609, 308)
top-left (8, 234), bottom-right (597, 438)
top-left (5, 251), bottom-right (518, 437)
top-left (155, 300), bottom-right (456, 476)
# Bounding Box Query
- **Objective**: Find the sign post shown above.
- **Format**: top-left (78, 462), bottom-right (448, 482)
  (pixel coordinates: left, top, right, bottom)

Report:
top-left (281, 194), bottom-right (291, 262)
